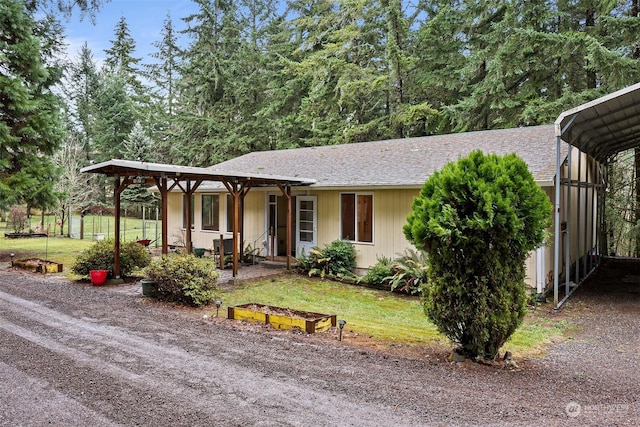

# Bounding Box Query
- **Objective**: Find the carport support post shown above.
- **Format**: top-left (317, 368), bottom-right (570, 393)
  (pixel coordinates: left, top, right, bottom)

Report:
top-left (554, 135), bottom-right (562, 306)
top-left (113, 175), bottom-right (128, 279)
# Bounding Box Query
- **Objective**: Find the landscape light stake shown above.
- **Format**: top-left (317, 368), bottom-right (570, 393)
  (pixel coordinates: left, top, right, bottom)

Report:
top-left (10, 253), bottom-right (15, 266)
top-left (215, 300), bottom-right (222, 317)
top-left (338, 319), bottom-right (346, 341)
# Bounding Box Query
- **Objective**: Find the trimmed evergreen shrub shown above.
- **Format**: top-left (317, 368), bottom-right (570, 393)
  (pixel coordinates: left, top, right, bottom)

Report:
top-left (143, 253), bottom-right (219, 306)
top-left (72, 239), bottom-right (152, 278)
top-left (404, 150), bottom-right (552, 359)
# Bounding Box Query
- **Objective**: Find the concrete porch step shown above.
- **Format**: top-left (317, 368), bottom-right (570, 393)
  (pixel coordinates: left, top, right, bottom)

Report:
top-left (259, 259), bottom-right (298, 269)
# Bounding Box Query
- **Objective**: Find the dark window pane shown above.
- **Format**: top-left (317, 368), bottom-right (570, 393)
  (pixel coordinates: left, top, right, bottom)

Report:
top-left (341, 194), bottom-right (355, 240)
top-left (357, 195), bottom-right (373, 243)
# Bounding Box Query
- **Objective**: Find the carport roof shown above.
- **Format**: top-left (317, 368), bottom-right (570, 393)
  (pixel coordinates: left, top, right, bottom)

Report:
top-left (80, 159), bottom-right (316, 187)
top-left (555, 82), bottom-right (640, 162)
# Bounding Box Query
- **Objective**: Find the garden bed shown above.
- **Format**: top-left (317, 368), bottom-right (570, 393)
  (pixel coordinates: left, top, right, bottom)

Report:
top-left (4, 232), bottom-right (48, 239)
top-left (228, 303), bottom-right (336, 333)
top-left (13, 258), bottom-right (63, 273)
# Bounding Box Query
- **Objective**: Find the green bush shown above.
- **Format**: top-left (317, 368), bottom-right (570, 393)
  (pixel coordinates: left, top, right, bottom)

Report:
top-left (297, 239), bottom-right (356, 278)
top-left (361, 256), bottom-right (394, 287)
top-left (387, 249), bottom-right (428, 295)
top-left (404, 150), bottom-right (552, 359)
top-left (143, 253), bottom-right (219, 306)
top-left (71, 239), bottom-right (151, 278)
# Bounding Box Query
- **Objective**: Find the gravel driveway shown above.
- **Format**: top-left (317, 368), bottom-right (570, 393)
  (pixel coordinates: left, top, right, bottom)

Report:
top-left (0, 259), bottom-right (638, 426)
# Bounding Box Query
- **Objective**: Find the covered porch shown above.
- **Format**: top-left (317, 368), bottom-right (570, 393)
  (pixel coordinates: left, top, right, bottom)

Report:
top-left (81, 160), bottom-right (315, 278)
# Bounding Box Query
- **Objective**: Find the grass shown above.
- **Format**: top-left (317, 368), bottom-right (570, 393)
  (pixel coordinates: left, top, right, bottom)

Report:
top-left (220, 275), bottom-right (571, 357)
top-left (220, 276), bottom-right (442, 345)
top-left (0, 232), bottom-right (94, 268)
top-left (4, 213), bottom-right (162, 244)
top-left (0, 214), bottom-right (161, 270)
top-left (1, 216), bottom-right (570, 358)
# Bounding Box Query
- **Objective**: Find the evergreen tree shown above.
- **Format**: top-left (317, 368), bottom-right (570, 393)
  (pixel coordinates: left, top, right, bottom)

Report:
top-left (0, 0), bottom-right (63, 209)
top-left (120, 122), bottom-right (157, 210)
top-left (63, 42), bottom-right (100, 159)
top-left (92, 73), bottom-right (136, 162)
top-left (103, 15), bottom-right (144, 97)
top-left (176, 0), bottom-right (243, 165)
top-left (143, 13), bottom-right (182, 163)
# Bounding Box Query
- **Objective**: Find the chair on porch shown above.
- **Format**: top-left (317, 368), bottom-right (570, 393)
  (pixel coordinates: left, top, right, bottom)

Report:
top-left (213, 238), bottom-right (234, 269)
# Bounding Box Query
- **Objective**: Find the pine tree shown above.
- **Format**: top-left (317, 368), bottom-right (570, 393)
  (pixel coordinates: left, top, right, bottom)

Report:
top-left (120, 122), bottom-right (157, 210)
top-left (143, 13), bottom-right (182, 163)
top-left (0, 0), bottom-right (63, 209)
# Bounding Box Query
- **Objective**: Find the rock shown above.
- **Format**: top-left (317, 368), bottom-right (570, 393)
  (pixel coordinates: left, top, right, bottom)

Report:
top-left (449, 352), bottom-right (466, 363)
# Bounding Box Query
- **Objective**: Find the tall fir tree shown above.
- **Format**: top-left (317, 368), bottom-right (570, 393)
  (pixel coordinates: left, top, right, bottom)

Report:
top-left (143, 13), bottom-right (182, 163)
top-left (0, 0), bottom-right (63, 210)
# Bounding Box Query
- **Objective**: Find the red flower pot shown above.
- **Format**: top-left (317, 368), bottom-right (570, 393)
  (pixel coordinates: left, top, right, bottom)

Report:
top-left (89, 269), bottom-right (109, 286)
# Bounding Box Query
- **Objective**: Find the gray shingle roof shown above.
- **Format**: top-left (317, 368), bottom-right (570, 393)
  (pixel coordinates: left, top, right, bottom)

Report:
top-left (209, 125), bottom-right (561, 189)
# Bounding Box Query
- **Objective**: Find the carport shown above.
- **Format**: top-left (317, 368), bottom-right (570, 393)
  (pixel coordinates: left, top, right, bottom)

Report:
top-left (81, 160), bottom-right (314, 278)
top-left (553, 82), bottom-right (640, 307)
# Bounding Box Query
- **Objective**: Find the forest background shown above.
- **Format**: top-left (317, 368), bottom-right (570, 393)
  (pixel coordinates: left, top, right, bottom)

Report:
top-left (4, 0), bottom-right (640, 255)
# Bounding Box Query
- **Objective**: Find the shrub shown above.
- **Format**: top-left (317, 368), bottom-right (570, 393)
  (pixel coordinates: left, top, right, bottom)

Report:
top-left (8, 206), bottom-right (27, 233)
top-left (143, 253), bottom-right (219, 306)
top-left (404, 151), bottom-right (552, 359)
top-left (361, 256), bottom-right (394, 287)
top-left (72, 239), bottom-right (152, 278)
top-left (387, 249), bottom-right (428, 295)
top-left (297, 239), bottom-right (356, 278)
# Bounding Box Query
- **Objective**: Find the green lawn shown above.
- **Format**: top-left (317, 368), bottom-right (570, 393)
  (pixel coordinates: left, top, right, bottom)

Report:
top-left (1, 216), bottom-right (569, 358)
top-left (0, 214), bottom-right (162, 269)
top-left (219, 275), bottom-right (569, 357)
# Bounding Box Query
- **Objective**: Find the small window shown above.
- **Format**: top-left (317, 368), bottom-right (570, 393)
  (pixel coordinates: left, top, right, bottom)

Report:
top-left (202, 194), bottom-right (220, 231)
top-left (341, 193), bottom-right (373, 243)
top-left (182, 194), bottom-right (194, 229)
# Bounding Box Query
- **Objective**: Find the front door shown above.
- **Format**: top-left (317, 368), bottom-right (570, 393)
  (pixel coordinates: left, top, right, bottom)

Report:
top-left (296, 196), bottom-right (317, 256)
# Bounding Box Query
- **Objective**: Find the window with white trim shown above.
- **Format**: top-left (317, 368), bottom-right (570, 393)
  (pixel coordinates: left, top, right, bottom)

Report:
top-left (201, 194), bottom-right (220, 231)
top-left (340, 193), bottom-right (373, 243)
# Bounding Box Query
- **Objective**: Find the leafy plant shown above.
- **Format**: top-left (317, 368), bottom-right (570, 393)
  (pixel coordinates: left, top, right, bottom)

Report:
top-left (361, 256), bottom-right (394, 287)
top-left (404, 151), bottom-right (552, 359)
top-left (71, 239), bottom-right (152, 278)
top-left (387, 249), bottom-right (429, 295)
top-left (297, 239), bottom-right (356, 279)
top-left (143, 253), bottom-right (219, 306)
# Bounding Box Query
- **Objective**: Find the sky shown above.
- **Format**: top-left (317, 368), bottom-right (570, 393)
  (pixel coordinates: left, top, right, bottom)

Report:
top-left (63, 0), bottom-right (197, 65)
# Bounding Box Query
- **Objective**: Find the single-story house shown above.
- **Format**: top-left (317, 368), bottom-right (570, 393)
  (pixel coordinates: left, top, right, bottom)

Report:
top-left (161, 124), bottom-right (595, 293)
top-left (83, 83), bottom-right (640, 307)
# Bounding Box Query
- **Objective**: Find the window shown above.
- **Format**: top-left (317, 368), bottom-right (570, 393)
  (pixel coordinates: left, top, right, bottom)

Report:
top-left (202, 194), bottom-right (220, 231)
top-left (182, 194), bottom-right (194, 229)
top-left (341, 193), bottom-right (373, 243)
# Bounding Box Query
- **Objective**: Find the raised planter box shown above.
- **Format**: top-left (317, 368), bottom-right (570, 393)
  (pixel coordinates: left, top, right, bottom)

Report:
top-left (4, 232), bottom-right (48, 239)
top-left (228, 303), bottom-right (336, 334)
top-left (13, 258), bottom-right (63, 273)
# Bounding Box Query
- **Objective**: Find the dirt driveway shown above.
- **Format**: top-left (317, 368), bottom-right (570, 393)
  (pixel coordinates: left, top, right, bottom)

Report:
top-left (0, 260), bottom-right (638, 426)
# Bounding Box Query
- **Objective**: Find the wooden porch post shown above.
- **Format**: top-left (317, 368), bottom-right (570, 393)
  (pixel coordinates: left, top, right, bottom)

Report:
top-left (222, 179), bottom-right (240, 278)
top-left (113, 175), bottom-right (128, 278)
top-left (185, 181), bottom-right (193, 254)
top-left (153, 174), bottom-right (170, 255)
top-left (277, 183), bottom-right (293, 271)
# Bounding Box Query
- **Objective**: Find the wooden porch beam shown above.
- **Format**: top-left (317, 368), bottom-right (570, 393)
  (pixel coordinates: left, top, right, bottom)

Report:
top-left (276, 183), bottom-right (292, 271)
